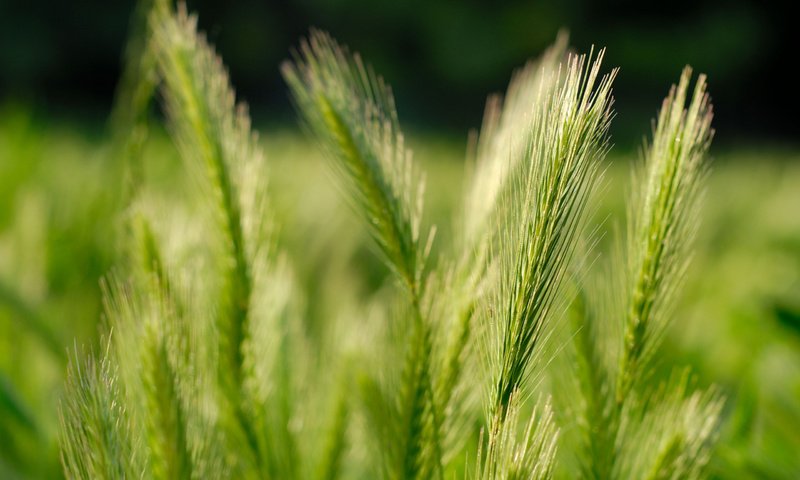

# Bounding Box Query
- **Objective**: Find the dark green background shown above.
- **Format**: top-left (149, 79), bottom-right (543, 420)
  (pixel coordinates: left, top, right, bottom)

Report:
top-left (1, 0), bottom-right (796, 145)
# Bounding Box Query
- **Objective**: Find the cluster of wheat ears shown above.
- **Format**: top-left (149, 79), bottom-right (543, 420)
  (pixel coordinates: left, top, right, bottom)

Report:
top-left (59, 1), bottom-right (723, 479)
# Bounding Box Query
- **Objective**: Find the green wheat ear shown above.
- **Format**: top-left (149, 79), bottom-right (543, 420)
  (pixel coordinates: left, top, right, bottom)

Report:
top-left (150, 4), bottom-right (283, 478)
top-left (284, 32), bottom-right (453, 480)
top-left (139, 301), bottom-right (193, 480)
top-left (565, 68), bottom-right (722, 480)
top-left (612, 68), bottom-right (721, 480)
top-left (151, 7), bottom-right (254, 397)
top-left (463, 30), bottom-right (569, 246)
top-left (465, 45), bottom-right (616, 480)
top-left (619, 67), bottom-right (714, 401)
top-left (101, 276), bottom-right (197, 480)
top-left (485, 49), bottom-right (616, 418)
top-left (423, 34), bottom-right (572, 467)
top-left (282, 31), bottom-right (429, 299)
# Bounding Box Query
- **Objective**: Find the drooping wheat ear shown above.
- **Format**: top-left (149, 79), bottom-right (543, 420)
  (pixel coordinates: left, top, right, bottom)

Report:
top-left (283, 32), bottom-right (442, 480)
top-left (60, 340), bottom-right (142, 479)
top-left (617, 68), bottom-right (714, 403)
top-left (282, 31), bottom-right (428, 301)
top-left (487, 50), bottom-right (616, 417)
top-left (151, 3), bottom-right (256, 400)
top-left (150, 5), bottom-right (274, 475)
top-left (474, 392), bottom-right (558, 480)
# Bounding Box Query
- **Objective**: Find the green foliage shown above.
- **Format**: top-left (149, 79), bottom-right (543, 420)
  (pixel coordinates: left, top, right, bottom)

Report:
top-left (54, 3), bottom-right (728, 477)
top-left (2, 1), bottom-right (795, 479)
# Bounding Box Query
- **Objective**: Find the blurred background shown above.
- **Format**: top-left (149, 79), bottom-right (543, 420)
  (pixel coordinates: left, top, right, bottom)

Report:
top-left (1, 0), bottom-right (798, 145)
top-left (1, 0), bottom-right (799, 478)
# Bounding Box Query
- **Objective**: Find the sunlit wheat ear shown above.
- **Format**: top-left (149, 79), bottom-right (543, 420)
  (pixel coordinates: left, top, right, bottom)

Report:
top-left (151, 2), bottom-right (263, 395)
top-left (486, 49), bottom-right (616, 418)
top-left (284, 34), bottom-right (442, 479)
top-left (151, 5), bottom-right (245, 388)
top-left (475, 392), bottom-right (558, 480)
top-left (150, 5), bottom-right (279, 476)
top-left (618, 68), bottom-right (714, 402)
top-left (425, 35), bottom-right (572, 466)
top-left (463, 31), bottom-right (569, 246)
top-left (282, 31), bottom-right (429, 299)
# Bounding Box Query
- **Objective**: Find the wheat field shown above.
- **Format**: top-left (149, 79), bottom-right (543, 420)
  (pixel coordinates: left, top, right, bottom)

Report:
top-left (1, 2), bottom-right (800, 479)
